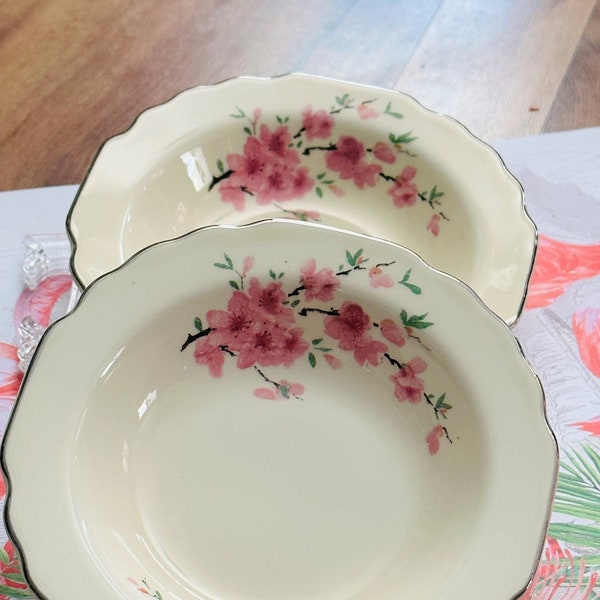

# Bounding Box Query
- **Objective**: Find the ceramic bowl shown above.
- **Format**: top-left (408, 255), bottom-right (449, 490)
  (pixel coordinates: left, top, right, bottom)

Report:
top-left (4, 220), bottom-right (556, 600)
top-left (67, 73), bottom-right (535, 324)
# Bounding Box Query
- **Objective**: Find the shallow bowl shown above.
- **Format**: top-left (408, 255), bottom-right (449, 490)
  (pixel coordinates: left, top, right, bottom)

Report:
top-left (68, 73), bottom-right (535, 323)
top-left (4, 220), bottom-right (556, 600)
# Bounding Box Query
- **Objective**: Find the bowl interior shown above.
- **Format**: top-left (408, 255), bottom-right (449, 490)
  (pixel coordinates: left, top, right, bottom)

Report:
top-left (69, 74), bottom-right (534, 323)
top-left (5, 221), bottom-right (555, 600)
top-left (71, 287), bottom-right (483, 599)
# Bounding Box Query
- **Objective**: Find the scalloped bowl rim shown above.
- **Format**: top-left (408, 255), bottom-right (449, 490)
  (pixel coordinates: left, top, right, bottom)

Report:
top-left (5, 220), bottom-right (555, 600)
top-left (67, 73), bottom-right (536, 325)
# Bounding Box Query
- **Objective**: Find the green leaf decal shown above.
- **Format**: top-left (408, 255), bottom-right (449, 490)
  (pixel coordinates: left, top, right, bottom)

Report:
top-left (229, 280), bottom-right (240, 290)
top-left (346, 248), bottom-right (363, 267)
top-left (308, 352), bottom-right (317, 368)
top-left (389, 131), bottom-right (417, 144)
top-left (214, 254), bottom-right (234, 270)
top-left (401, 311), bottom-right (433, 329)
top-left (194, 317), bottom-right (203, 332)
top-left (384, 102), bottom-right (404, 119)
top-left (230, 106), bottom-right (246, 119)
top-left (399, 268), bottom-right (422, 294)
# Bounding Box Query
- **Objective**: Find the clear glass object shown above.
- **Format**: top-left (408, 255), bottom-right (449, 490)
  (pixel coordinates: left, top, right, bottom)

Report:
top-left (17, 233), bottom-right (80, 371)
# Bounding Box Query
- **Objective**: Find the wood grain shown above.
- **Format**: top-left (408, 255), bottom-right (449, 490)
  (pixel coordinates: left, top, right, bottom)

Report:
top-left (392, 0), bottom-right (597, 140)
top-left (543, 0), bottom-right (600, 133)
top-left (0, 0), bottom-right (598, 191)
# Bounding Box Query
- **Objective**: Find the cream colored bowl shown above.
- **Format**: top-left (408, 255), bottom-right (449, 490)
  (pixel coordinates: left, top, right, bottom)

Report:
top-left (5, 221), bottom-right (555, 600)
top-left (68, 74), bottom-right (535, 323)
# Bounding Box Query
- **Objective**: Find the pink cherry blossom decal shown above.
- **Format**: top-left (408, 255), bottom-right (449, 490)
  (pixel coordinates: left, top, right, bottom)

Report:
top-left (209, 95), bottom-right (447, 235)
top-left (181, 249), bottom-right (453, 453)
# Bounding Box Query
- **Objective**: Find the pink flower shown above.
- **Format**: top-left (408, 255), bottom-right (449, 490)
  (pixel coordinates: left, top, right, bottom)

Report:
top-left (326, 136), bottom-right (381, 189)
top-left (357, 103), bottom-right (379, 119)
top-left (206, 279), bottom-right (308, 371)
top-left (380, 319), bottom-right (405, 346)
top-left (368, 265), bottom-right (394, 288)
top-left (352, 337), bottom-right (388, 366)
top-left (241, 256), bottom-right (255, 277)
top-left (302, 107), bottom-right (334, 140)
top-left (236, 325), bottom-right (307, 369)
top-left (427, 214), bottom-right (441, 237)
top-left (254, 379), bottom-right (305, 400)
top-left (223, 124), bottom-right (314, 209)
top-left (573, 307), bottom-right (600, 377)
top-left (219, 183), bottom-right (246, 211)
top-left (388, 165), bottom-right (418, 207)
top-left (390, 357), bottom-right (427, 403)
top-left (300, 258), bottom-right (340, 301)
top-left (328, 184), bottom-right (345, 197)
top-left (324, 301), bottom-right (371, 350)
top-left (194, 337), bottom-right (225, 377)
top-left (426, 425), bottom-right (445, 455)
top-left (324, 301), bottom-right (387, 366)
top-left (324, 353), bottom-right (343, 369)
top-left (373, 142), bottom-right (396, 164)
top-left (248, 278), bottom-right (293, 323)
top-left (207, 291), bottom-right (256, 347)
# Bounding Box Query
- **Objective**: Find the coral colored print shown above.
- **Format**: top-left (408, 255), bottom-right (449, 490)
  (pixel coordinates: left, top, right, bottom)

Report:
top-left (0, 343), bottom-right (22, 402)
top-left (13, 274), bottom-right (73, 329)
top-left (0, 541), bottom-right (31, 599)
top-left (572, 307), bottom-right (600, 378)
top-left (525, 236), bottom-right (600, 310)
top-left (520, 538), bottom-right (599, 600)
top-left (572, 417), bottom-right (600, 437)
top-left (181, 249), bottom-right (452, 453)
top-left (210, 96), bottom-right (448, 234)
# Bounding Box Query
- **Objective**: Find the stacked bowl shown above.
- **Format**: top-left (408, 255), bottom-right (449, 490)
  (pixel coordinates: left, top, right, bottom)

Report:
top-left (2, 74), bottom-right (557, 600)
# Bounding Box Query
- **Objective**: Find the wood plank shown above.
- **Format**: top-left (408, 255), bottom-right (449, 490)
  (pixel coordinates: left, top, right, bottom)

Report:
top-left (543, 0), bottom-right (600, 132)
top-left (392, 0), bottom-right (596, 141)
top-left (0, 0), bottom-right (349, 190)
top-left (0, 0), bottom-right (598, 191)
top-left (298, 0), bottom-right (443, 88)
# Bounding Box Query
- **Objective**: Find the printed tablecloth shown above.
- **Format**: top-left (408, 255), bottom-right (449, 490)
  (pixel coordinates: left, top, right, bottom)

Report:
top-left (0, 127), bottom-right (599, 598)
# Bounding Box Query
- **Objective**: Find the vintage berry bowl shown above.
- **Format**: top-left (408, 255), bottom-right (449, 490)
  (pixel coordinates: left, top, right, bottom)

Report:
top-left (67, 73), bottom-right (535, 324)
top-left (4, 220), bottom-right (556, 600)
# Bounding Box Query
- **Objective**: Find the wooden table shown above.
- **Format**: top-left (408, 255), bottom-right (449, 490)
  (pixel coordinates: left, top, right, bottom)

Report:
top-left (1, 0), bottom-right (598, 192)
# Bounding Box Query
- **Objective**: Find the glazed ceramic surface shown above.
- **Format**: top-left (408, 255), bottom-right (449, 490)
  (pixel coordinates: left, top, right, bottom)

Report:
top-left (4, 221), bottom-right (555, 600)
top-left (68, 74), bottom-right (535, 324)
